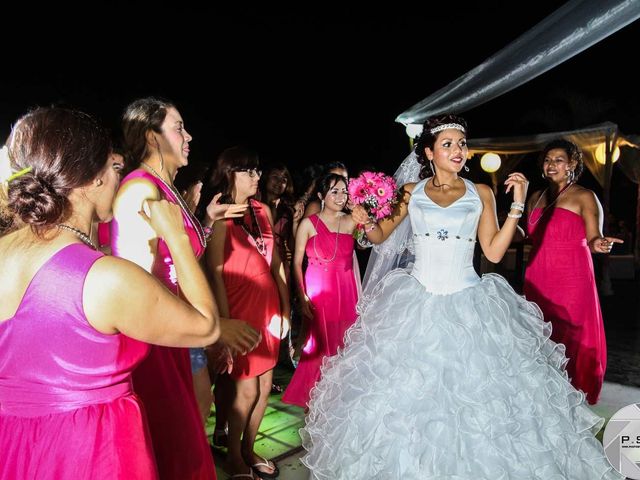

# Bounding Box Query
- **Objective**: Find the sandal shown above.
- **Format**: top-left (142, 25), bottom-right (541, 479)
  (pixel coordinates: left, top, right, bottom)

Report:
top-left (230, 470), bottom-right (258, 479)
top-left (270, 383), bottom-right (284, 395)
top-left (212, 427), bottom-right (228, 447)
top-left (251, 456), bottom-right (279, 479)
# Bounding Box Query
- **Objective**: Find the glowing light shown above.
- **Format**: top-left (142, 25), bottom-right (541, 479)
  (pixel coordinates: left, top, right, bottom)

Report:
top-left (595, 143), bottom-right (620, 165)
top-left (480, 153), bottom-right (501, 173)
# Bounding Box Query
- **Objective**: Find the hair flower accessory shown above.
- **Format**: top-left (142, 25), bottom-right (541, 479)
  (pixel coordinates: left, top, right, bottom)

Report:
top-left (348, 171), bottom-right (400, 245)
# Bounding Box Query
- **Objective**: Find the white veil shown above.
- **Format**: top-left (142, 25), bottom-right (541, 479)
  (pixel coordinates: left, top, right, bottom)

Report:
top-left (359, 151), bottom-right (421, 309)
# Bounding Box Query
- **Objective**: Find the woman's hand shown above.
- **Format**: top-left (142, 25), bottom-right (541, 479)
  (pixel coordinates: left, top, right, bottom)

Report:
top-left (351, 204), bottom-right (371, 225)
top-left (219, 318), bottom-right (261, 355)
top-left (138, 199), bottom-right (186, 242)
top-left (293, 201), bottom-right (305, 223)
top-left (300, 296), bottom-right (315, 320)
top-left (205, 193), bottom-right (249, 224)
top-left (504, 172), bottom-right (529, 205)
top-left (590, 236), bottom-right (624, 254)
top-left (182, 181), bottom-right (203, 214)
top-left (206, 343), bottom-right (234, 374)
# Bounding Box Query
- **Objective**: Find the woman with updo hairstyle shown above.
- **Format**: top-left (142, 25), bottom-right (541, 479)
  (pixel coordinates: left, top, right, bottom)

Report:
top-left (0, 107), bottom-right (225, 479)
top-left (524, 138), bottom-right (623, 405)
top-left (205, 146), bottom-right (290, 480)
top-left (282, 172), bottom-right (358, 409)
top-left (299, 114), bottom-right (622, 479)
top-left (111, 98), bottom-right (258, 479)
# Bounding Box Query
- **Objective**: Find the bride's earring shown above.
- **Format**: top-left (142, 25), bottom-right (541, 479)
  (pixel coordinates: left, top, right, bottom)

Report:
top-left (464, 165), bottom-right (469, 172)
top-left (429, 160), bottom-right (435, 175)
top-left (321, 199), bottom-right (325, 211)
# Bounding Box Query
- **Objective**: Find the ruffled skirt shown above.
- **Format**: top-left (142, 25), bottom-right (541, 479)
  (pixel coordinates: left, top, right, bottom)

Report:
top-left (300, 270), bottom-right (622, 479)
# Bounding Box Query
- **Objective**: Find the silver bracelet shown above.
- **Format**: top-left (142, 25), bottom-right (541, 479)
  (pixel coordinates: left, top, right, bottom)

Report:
top-left (507, 212), bottom-right (523, 219)
top-left (510, 202), bottom-right (525, 212)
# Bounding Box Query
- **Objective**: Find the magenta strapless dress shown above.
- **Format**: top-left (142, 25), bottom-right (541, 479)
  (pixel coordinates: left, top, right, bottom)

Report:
top-left (0, 244), bottom-right (157, 479)
top-left (110, 169), bottom-right (215, 480)
top-left (282, 214), bottom-right (358, 408)
top-left (524, 207), bottom-right (607, 404)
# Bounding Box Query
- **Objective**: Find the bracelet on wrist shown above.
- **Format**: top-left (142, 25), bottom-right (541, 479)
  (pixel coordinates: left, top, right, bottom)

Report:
top-left (510, 202), bottom-right (525, 212)
top-left (507, 212), bottom-right (523, 219)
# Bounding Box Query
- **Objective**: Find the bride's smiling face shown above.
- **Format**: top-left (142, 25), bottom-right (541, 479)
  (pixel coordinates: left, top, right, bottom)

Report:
top-left (425, 129), bottom-right (468, 173)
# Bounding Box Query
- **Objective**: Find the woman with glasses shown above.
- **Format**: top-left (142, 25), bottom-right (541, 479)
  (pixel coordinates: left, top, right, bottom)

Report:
top-left (206, 147), bottom-right (290, 480)
top-left (282, 173), bottom-right (358, 410)
top-left (524, 139), bottom-right (623, 404)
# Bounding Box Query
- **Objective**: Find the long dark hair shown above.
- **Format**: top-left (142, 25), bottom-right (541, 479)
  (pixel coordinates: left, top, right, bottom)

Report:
top-left (2, 107), bottom-right (111, 235)
top-left (121, 97), bottom-right (175, 173)
top-left (413, 114), bottom-right (468, 180)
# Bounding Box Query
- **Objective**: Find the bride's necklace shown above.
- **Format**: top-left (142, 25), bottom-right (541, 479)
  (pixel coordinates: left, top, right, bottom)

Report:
top-left (313, 213), bottom-right (341, 271)
top-left (237, 202), bottom-right (267, 256)
top-left (528, 182), bottom-right (574, 227)
top-left (57, 224), bottom-right (97, 250)
top-left (140, 162), bottom-right (206, 249)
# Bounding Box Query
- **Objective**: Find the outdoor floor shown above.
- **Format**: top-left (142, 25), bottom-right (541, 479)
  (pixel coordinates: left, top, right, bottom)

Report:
top-left (208, 277), bottom-right (640, 479)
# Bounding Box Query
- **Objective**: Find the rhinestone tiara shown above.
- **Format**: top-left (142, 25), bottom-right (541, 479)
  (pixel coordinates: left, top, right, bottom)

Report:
top-left (429, 123), bottom-right (466, 135)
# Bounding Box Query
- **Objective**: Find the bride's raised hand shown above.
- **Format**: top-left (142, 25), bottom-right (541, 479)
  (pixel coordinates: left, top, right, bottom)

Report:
top-left (504, 172), bottom-right (529, 204)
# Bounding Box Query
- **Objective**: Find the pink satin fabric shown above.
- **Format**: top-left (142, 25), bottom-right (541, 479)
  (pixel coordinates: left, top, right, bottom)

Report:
top-left (283, 214), bottom-right (358, 408)
top-left (110, 169), bottom-right (215, 480)
top-left (0, 244), bottom-right (157, 479)
top-left (524, 207), bottom-right (607, 404)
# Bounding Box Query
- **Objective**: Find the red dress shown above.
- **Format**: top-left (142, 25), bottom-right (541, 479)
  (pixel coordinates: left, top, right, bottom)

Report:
top-left (524, 207), bottom-right (607, 404)
top-left (223, 200), bottom-right (282, 379)
top-left (111, 169), bottom-right (216, 480)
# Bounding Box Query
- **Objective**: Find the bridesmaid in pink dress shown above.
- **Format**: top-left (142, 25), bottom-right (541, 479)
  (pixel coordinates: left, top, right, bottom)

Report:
top-left (283, 173), bottom-right (359, 408)
top-left (0, 107), bottom-right (223, 479)
top-left (112, 99), bottom-right (257, 480)
top-left (524, 139), bottom-right (623, 404)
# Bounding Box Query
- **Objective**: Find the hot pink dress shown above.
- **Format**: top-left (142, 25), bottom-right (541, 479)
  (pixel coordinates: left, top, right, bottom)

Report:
top-left (524, 207), bottom-right (607, 404)
top-left (0, 244), bottom-right (157, 480)
top-left (111, 169), bottom-right (216, 480)
top-left (282, 214), bottom-right (358, 408)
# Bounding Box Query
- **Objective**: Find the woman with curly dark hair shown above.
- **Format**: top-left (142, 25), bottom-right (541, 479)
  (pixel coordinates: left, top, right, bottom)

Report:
top-left (299, 115), bottom-right (622, 479)
top-left (524, 139), bottom-right (622, 405)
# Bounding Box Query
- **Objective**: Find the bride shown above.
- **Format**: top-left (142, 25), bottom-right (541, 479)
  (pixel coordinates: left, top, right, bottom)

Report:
top-left (300, 114), bottom-right (622, 479)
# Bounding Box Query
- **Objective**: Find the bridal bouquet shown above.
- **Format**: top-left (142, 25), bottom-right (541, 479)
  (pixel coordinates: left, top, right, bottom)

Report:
top-left (348, 171), bottom-right (400, 244)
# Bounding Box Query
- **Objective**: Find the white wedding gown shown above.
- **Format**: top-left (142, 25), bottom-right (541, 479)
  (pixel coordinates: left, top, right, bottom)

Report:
top-left (300, 178), bottom-right (622, 479)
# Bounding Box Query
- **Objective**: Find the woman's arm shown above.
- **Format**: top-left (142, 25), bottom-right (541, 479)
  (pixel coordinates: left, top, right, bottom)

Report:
top-left (292, 218), bottom-right (314, 319)
top-left (580, 189), bottom-right (624, 253)
top-left (476, 173), bottom-right (528, 263)
top-left (351, 183), bottom-right (415, 244)
top-left (84, 200), bottom-right (220, 347)
top-left (264, 204), bottom-right (291, 339)
top-left (111, 177), bottom-right (161, 272)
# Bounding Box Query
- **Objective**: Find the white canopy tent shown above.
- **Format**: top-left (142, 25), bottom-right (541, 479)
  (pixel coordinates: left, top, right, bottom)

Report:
top-left (396, 0), bottom-right (640, 126)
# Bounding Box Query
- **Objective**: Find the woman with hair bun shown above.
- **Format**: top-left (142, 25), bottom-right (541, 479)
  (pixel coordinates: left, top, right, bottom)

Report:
top-left (524, 139), bottom-right (622, 405)
top-left (0, 107), bottom-right (224, 479)
top-left (300, 114), bottom-right (622, 479)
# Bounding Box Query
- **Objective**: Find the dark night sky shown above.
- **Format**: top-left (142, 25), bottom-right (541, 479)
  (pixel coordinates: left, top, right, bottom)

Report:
top-left (2, 3), bottom-right (639, 199)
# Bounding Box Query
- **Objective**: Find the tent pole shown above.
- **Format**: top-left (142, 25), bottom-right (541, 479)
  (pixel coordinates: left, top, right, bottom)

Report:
top-left (600, 131), bottom-right (615, 295)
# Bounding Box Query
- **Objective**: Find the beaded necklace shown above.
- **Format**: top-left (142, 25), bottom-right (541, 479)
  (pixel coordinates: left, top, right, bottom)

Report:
top-left (313, 213), bottom-right (342, 271)
top-left (140, 163), bottom-right (206, 249)
top-left (236, 201), bottom-right (267, 256)
top-left (527, 182), bottom-right (574, 227)
top-left (57, 224), bottom-right (97, 250)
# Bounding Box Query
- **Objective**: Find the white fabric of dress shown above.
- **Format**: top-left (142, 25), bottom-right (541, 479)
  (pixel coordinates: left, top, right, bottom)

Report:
top-left (300, 177), bottom-right (622, 480)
